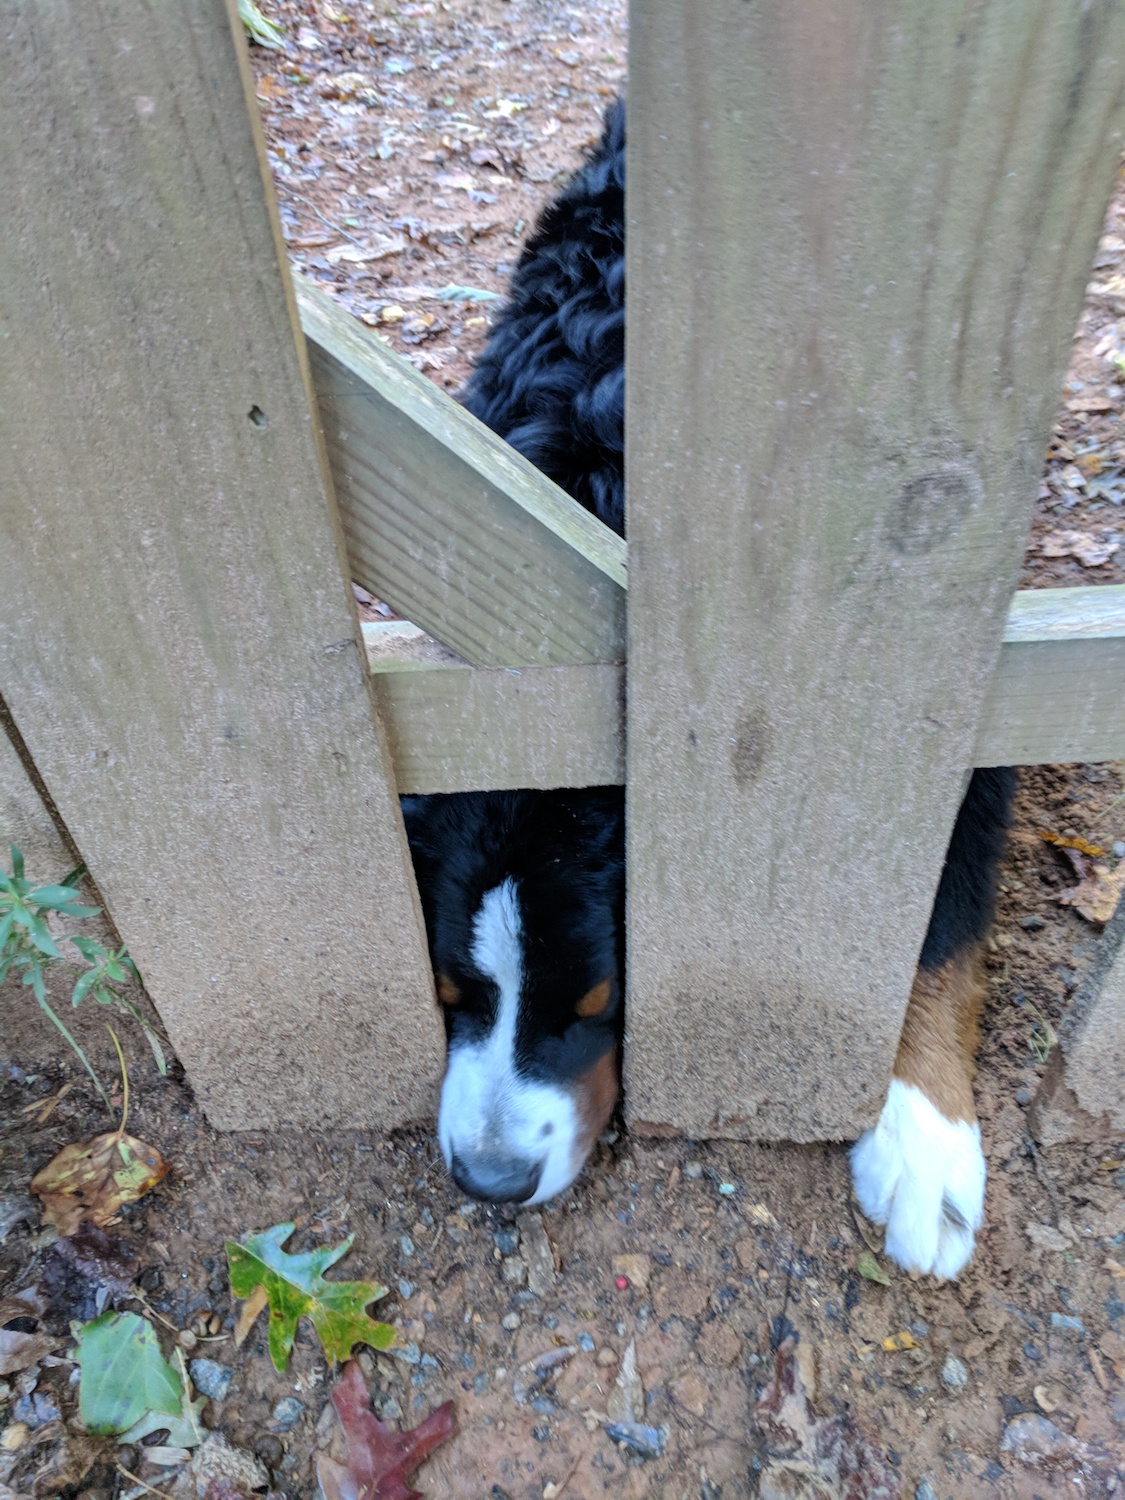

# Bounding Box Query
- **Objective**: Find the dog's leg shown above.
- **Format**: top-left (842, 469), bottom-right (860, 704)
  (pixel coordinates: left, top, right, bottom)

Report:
top-left (851, 767), bottom-right (1017, 1278)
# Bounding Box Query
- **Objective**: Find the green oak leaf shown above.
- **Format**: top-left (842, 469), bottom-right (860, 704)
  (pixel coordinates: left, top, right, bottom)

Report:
top-left (226, 1222), bottom-right (395, 1372)
top-left (73, 1311), bottom-right (182, 1435)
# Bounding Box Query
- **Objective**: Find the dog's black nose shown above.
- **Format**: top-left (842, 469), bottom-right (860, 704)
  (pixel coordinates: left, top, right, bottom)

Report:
top-left (450, 1152), bottom-right (541, 1204)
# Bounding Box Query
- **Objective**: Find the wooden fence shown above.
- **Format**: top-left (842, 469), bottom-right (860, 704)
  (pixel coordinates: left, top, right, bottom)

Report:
top-left (2, 0), bottom-right (1124, 1140)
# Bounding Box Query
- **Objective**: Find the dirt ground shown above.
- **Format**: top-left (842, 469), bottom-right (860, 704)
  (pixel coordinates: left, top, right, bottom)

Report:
top-left (3, 2), bottom-right (1125, 1498)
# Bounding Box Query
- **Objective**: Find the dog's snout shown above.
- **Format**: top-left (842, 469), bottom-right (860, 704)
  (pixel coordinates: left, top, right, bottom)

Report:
top-left (450, 1151), bottom-right (542, 1204)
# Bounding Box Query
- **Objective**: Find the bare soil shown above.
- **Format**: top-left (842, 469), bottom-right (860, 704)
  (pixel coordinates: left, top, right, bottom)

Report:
top-left (3, 3), bottom-right (1125, 1498)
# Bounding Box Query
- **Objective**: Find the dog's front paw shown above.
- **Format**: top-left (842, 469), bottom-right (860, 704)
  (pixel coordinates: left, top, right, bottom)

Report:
top-left (850, 1079), bottom-right (985, 1280)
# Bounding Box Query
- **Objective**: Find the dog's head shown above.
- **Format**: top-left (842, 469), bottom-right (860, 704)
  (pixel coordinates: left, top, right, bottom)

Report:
top-left (402, 789), bottom-right (624, 1205)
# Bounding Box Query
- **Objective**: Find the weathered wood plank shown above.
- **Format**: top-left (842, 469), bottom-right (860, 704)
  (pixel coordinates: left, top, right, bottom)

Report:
top-left (0, 717), bottom-right (72, 884)
top-left (974, 586), bottom-right (1125, 766)
top-left (297, 281), bottom-right (627, 668)
top-left (362, 621), bottom-right (624, 792)
top-left (360, 593), bottom-right (1125, 793)
top-left (625, 0), bottom-right (1125, 1141)
top-left (0, 0), bottom-right (443, 1131)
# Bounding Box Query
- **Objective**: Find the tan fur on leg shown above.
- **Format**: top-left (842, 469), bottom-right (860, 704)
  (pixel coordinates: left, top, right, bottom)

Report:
top-left (892, 948), bottom-right (985, 1123)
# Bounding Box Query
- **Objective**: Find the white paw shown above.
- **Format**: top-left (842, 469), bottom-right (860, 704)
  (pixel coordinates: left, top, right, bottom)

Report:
top-left (850, 1079), bottom-right (985, 1280)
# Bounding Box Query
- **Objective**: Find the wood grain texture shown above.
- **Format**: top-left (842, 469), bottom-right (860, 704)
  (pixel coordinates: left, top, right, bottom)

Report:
top-left (369, 664), bottom-right (624, 795)
top-left (0, 0), bottom-right (443, 1131)
top-left (0, 723), bottom-right (72, 884)
top-left (625, 0), bottom-right (1125, 1141)
top-left (297, 281), bottom-right (627, 668)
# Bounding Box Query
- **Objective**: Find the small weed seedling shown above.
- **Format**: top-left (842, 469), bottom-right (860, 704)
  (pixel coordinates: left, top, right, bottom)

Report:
top-left (0, 845), bottom-right (167, 1108)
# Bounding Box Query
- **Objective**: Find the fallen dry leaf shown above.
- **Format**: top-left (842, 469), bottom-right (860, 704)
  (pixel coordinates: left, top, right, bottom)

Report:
top-left (1038, 831), bottom-right (1107, 859)
top-left (316, 1359), bottom-right (454, 1500)
top-left (1055, 858), bottom-right (1125, 925)
top-left (882, 1329), bottom-right (918, 1352)
top-left (232, 1283), bottom-right (268, 1349)
top-left (326, 236), bottom-right (406, 265)
top-left (754, 1336), bottom-right (898, 1500)
top-left (31, 1131), bottom-right (169, 1236)
top-left (0, 1324), bottom-right (57, 1376)
top-left (1040, 528), bottom-right (1122, 567)
top-left (1104, 1257), bottom-right (1125, 1278)
top-left (47, 1220), bottom-right (139, 1299)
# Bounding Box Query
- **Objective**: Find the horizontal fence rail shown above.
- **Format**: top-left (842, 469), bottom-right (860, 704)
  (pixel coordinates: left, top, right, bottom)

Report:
top-left (361, 586), bottom-right (1125, 793)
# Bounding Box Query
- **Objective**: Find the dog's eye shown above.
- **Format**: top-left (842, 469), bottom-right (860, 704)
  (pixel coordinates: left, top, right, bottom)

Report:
top-left (436, 972), bottom-right (461, 1006)
top-left (576, 978), bottom-right (611, 1018)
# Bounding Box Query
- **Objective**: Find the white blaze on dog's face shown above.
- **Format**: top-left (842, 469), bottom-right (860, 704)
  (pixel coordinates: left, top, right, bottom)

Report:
top-left (437, 880), bottom-right (618, 1205)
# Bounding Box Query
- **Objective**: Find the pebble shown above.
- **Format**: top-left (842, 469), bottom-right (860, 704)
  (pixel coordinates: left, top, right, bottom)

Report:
top-left (614, 1320), bottom-right (627, 1336)
top-left (542, 1314), bottom-right (558, 1330)
top-left (683, 1161), bottom-right (703, 1180)
top-left (1050, 1312), bottom-right (1086, 1333)
top-left (501, 1312), bottom-right (521, 1332)
top-left (915, 1481), bottom-right (938, 1500)
top-left (254, 1433), bottom-right (284, 1468)
top-left (1018, 914), bottom-right (1045, 931)
top-left (596, 1347), bottom-right (618, 1367)
top-left (577, 1332), bottom-right (595, 1353)
top-left (1015, 1088), bottom-right (1033, 1105)
top-left (493, 1227), bottom-right (519, 1255)
top-left (603, 1420), bottom-right (666, 1460)
top-left (1114, 841), bottom-right (1125, 860)
top-left (516, 1212), bottom-right (557, 1297)
top-left (393, 1341), bottom-right (422, 1365)
top-left (397, 1279), bottom-right (415, 1299)
top-left (420, 1353), bottom-right (440, 1370)
top-left (531, 1425), bottom-right (550, 1442)
top-left (378, 1396), bottom-right (402, 1420)
top-left (1000, 1412), bottom-right (1079, 1461)
top-left (271, 1397), bottom-right (304, 1431)
top-left (472, 1373), bottom-right (488, 1395)
top-left (502, 1257), bottom-right (528, 1287)
top-left (0, 1424), bottom-right (29, 1453)
top-left (400, 1235), bottom-right (414, 1258)
top-left (189, 1358), bottom-right (232, 1402)
top-left (1023, 1342), bottom-right (1042, 1362)
top-left (941, 1355), bottom-right (969, 1390)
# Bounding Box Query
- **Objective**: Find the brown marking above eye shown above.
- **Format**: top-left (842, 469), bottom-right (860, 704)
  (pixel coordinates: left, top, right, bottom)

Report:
top-left (436, 972), bottom-right (461, 1007)
top-left (576, 978), bottom-right (611, 1018)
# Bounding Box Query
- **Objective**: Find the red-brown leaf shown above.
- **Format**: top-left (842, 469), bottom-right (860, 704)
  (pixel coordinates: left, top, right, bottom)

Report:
top-left (317, 1360), bottom-right (454, 1500)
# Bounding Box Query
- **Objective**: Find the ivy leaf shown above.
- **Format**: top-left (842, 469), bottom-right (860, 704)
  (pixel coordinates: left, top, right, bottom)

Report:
top-left (226, 1222), bottom-right (395, 1372)
top-left (73, 1311), bottom-right (182, 1434)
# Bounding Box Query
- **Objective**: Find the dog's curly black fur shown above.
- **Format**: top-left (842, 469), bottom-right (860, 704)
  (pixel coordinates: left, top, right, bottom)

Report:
top-left (463, 101), bottom-right (626, 535)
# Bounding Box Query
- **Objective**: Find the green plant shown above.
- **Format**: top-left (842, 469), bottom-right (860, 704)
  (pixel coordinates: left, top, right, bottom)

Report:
top-left (0, 845), bottom-right (167, 1109)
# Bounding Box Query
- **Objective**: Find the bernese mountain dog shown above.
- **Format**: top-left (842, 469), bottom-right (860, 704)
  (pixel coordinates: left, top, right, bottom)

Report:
top-left (401, 102), bottom-right (1015, 1279)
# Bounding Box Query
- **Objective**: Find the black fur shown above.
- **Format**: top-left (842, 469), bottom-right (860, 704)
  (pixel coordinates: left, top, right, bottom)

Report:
top-left (401, 789), bottom-right (624, 1081)
top-left (919, 766), bottom-right (1018, 971)
top-left (463, 101), bottom-right (626, 534)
